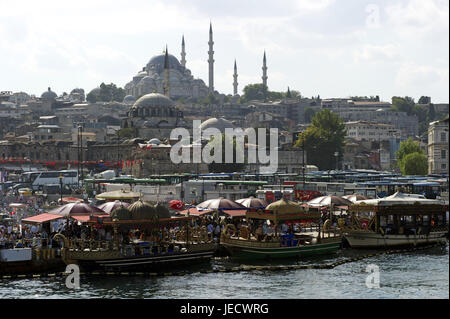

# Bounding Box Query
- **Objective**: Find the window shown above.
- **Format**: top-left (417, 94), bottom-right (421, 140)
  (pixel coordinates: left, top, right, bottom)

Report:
top-left (441, 150), bottom-right (446, 159)
top-left (441, 132), bottom-right (447, 142)
top-left (442, 163), bottom-right (446, 170)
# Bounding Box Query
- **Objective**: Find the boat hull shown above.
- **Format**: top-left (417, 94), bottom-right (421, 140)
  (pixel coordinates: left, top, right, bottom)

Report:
top-left (63, 244), bottom-right (217, 272)
top-left (221, 238), bottom-right (341, 260)
top-left (343, 230), bottom-right (448, 248)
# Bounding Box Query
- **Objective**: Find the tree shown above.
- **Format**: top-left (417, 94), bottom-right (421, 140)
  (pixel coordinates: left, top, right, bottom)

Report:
top-left (418, 96), bottom-right (431, 104)
top-left (118, 127), bottom-right (137, 139)
top-left (87, 82), bottom-right (126, 103)
top-left (396, 138), bottom-right (425, 175)
top-left (401, 152), bottom-right (428, 175)
top-left (304, 107), bottom-right (318, 123)
top-left (391, 96), bottom-right (415, 115)
top-left (428, 104), bottom-right (436, 122)
top-left (294, 109), bottom-right (346, 170)
top-left (241, 84), bottom-right (268, 102)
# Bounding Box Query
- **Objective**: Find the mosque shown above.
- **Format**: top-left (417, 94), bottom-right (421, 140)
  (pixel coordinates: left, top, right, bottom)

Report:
top-left (120, 23), bottom-right (269, 140)
top-left (123, 23), bottom-right (268, 100)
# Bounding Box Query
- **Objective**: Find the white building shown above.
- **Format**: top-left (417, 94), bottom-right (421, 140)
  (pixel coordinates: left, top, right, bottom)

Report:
top-left (428, 117), bottom-right (449, 175)
top-left (345, 121), bottom-right (400, 141)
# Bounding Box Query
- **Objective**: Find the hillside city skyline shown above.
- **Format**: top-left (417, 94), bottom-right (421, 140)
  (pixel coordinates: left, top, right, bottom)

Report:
top-left (0, 0), bottom-right (448, 103)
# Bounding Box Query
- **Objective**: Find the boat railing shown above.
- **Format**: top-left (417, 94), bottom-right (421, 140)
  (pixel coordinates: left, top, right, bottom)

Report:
top-left (0, 238), bottom-right (55, 249)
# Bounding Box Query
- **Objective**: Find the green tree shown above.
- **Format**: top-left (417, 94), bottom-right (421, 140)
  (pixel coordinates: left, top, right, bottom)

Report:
top-left (428, 103), bottom-right (436, 122)
top-left (391, 96), bottom-right (415, 115)
top-left (294, 109), bottom-right (346, 170)
top-left (87, 82), bottom-right (126, 103)
top-left (241, 83), bottom-right (268, 102)
top-left (118, 127), bottom-right (138, 139)
top-left (396, 138), bottom-right (426, 175)
top-left (401, 152), bottom-right (428, 175)
top-left (418, 96), bottom-right (431, 104)
top-left (304, 107), bottom-right (318, 123)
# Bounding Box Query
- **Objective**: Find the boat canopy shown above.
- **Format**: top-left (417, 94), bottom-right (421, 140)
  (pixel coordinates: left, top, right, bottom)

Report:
top-left (349, 192), bottom-right (446, 214)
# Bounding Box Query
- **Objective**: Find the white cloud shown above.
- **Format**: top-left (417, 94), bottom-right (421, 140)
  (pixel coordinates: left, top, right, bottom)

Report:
top-left (0, 0), bottom-right (448, 102)
top-left (354, 44), bottom-right (401, 63)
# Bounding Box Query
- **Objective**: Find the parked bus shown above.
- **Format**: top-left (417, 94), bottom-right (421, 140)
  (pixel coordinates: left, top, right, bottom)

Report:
top-left (21, 170), bottom-right (79, 190)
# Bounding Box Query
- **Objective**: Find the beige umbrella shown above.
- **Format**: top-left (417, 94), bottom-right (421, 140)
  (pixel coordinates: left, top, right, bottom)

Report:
top-left (265, 198), bottom-right (305, 214)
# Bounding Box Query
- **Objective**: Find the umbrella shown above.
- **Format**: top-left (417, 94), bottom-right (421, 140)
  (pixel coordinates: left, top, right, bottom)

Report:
top-left (97, 200), bottom-right (130, 213)
top-left (128, 200), bottom-right (171, 219)
top-left (95, 190), bottom-right (141, 200)
top-left (110, 206), bottom-right (132, 221)
top-left (307, 195), bottom-right (352, 207)
top-left (169, 200), bottom-right (185, 210)
top-left (265, 198), bottom-right (305, 214)
top-left (197, 198), bottom-right (246, 210)
top-left (236, 197), bottom-right (267, 209)
top-left (48, 202), bottom-right (105, 217)
top-left (342, 194), bottom-right (370, 203)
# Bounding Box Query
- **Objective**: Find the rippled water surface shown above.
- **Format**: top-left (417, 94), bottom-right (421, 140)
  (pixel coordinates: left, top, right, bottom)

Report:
top-left (1, 245), bottom-right (448, 299)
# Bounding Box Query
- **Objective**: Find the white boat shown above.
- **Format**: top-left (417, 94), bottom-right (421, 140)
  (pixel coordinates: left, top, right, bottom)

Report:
top-left (342, 192), bottom-right (448, 248)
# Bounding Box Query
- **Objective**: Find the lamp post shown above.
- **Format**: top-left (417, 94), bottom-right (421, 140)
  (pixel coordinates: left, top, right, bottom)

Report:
top-left (59, 173), bottom-right (63, 204)
top-left (334, 151), bottom-right (339, 171)
top-left (301, 136), bottom-right (306, 191)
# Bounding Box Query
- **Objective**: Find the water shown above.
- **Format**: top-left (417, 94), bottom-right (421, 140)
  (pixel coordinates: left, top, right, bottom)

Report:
top-left (0, 245), bottom-right (448, 299)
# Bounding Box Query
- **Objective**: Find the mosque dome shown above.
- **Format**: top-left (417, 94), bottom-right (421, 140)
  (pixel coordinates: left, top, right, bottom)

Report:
top-left (132, 93), bottom-right (174, 109)
top-left (199, 117), bottom-right (234, 133)
top-left (41, 87), bottom-right (57, 100)
top-left (147, 53), bottom-right (182, 69)
top-left (123, 95), bottom-right (136, 105)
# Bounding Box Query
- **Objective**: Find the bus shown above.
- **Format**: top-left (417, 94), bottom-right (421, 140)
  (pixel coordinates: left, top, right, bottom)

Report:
top-left (21, 170), bottom-right (79, 190)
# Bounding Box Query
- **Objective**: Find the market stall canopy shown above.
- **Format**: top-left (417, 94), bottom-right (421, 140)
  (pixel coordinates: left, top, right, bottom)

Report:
top-left (178, 207), bottom-right (213, 216)
top-left (307, 195), bottom-right (352, 207)
top-left (197, 198), bottom-right (246, 210)
top-left (97, 200), bottom-right (130, 213)
top-left (22, 213), bottom-right (63, 224)
top-left (352, 192), bottom-right (445, 207)
top-left (95, 190), bottom-right (141, 200)
top-left (342, 194), bottom-right (370, 203)
top-left (235, 197), bottom-right (267, 209)
top-left (48, 202), bottom-right (105, 217)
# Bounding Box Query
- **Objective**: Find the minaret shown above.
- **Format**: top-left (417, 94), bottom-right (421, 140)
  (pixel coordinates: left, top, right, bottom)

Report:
top-left (181, 35), bottom-right (186, 68)
top-left (164, 45), bottom-right (170, 98)
top-left (233, 59), bottom-right (238, 96)
top-left (208, 22), bottom-right (214, 93)
top-left (262, 50), bottom-right (268, 88)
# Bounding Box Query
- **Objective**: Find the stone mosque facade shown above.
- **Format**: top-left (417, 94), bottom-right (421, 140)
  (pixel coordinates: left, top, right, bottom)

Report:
top-left (124, 38), bottom-right (209, 100)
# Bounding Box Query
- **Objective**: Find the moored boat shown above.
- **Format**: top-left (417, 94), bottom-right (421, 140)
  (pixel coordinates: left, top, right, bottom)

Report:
top-left (342, 192), bottom-right (448, 248)
top-left (220, 198), bottom-right (342, 260)
top-left (54, 202), bottom-right (217, 272)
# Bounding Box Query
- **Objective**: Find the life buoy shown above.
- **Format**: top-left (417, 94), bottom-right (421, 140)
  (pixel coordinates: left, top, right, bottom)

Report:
top-left (323, 219), bottom-right (331, 231)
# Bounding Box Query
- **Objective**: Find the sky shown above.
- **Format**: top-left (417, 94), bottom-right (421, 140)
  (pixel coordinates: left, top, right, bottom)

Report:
top-left (0, 0), bottom-right (448, 103)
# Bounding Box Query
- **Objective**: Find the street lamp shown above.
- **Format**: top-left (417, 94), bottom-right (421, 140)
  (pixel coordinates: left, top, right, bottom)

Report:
top-left (59, 173), bottom-right (63, 204)
top-left (334, 151), bottom-right (339, 171)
